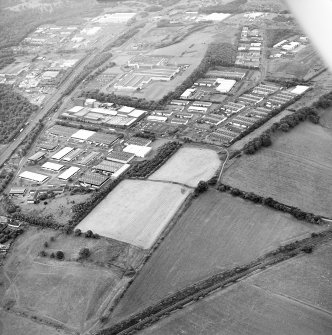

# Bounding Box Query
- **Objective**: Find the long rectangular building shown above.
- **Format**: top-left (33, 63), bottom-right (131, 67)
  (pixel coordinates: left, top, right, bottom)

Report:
top-left (19, 171), bottom-right (49, 184)
top-left (58, 166), bottom-right (80, 180)
top-left (52, 147), bottom-right (74, 160)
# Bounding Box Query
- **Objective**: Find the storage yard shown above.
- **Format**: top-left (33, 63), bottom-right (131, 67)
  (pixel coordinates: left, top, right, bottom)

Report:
top-left (76, 180), bottom-right (191, 249)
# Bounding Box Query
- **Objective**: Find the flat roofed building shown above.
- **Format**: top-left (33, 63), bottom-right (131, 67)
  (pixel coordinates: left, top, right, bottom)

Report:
top-left (28, 151), bottom-right (46, 162)
top-left (111, 164), bottom-right (130, 179)
top-left (68, 106), bottom-right (84, 113)
top-left (9, 187), bottom-right (27, 196)
top-left (79, 172), bottom-right (109, 187)
top-left (106, 151), bottom-right (135, 163)
top-left (71, 129), bottom-right (95, 141)
top-left (147, 115), bottom-right (167, 122)
top-left (128, 109), bottom-right (146, 118)
top-left (19, 171), bottom-right (49, 184)
top-left (106, 116), bottom-right (137, 127)
top-left (41, 161), bottom-right (64, 172)
top-left (170, 99), bottom-right (189, 106)
top-left (52, 147), bottom-right (74, 160)
top-left (223, 102), bottom-right (246, 114)
top-left (88, 132), bottom-right (119, 146)
top-left (194, 78), bottom-right (217, 86)
top-left (215, 78), bottom-right (236, 93)
top-left (89, 107), bottom-right (117, 116)
top-left (290, 85), bottom-right (310, 95)
top-left (39, 142), bottom-right (58, 151)
top-left (180, 88), bottom-right (195, 99)
top-left (125, 137), bottom-right (152, 146)
top-left (62, 148), bottom-right (83, 162)
top-left (171, 118), bottom-right (188, 125)
top-left (123, 144), bottom-right (152, 158)
top-left (188, 105), bottom-right (208, 113)
top-left (192, 101), bottom-right (212, 107)
top-left (58, 166), bottom-right (80, 180)
top-left (93, 160), bottom-right (124, 173)
top-left (77, 151), bottom-right (100, 165)
top-left (48, 125), bottom-right (77, 138)
top-left (118, 106), bottom-right (135, 114)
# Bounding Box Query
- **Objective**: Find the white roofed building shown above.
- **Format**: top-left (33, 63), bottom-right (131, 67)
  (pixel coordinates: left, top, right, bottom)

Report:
top-left (124, 144), bottom-right (152, 158)
top-left (58, 166), bottom-right (80, 180)
top-left (215, 79), bottom-right (236, 93)
top-left (41, 162), bottom-right (64, 172)
top-left (19, 171), bottom-right (49, 184)
top-left (71, 129), bottom-right (95, 141)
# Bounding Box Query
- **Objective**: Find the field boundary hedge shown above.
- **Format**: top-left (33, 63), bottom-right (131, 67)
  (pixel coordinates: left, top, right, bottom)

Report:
top-left (97, 230), bottom-right (332, 335)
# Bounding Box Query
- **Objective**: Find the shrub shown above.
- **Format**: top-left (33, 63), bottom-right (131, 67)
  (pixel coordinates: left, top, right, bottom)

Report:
top-left (79, 247), bottom-right (90, 259)
top-left (55, 250), bottom-right (64, 260)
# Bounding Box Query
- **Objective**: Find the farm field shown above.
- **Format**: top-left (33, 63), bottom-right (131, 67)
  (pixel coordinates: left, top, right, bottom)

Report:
top-left (110, 190), bottom-right (322, 322)
top-left (76, 180), bottom-right (191, 248)
top-left (224, 121), bottom-right (332, 217)
top-left (320, 107), bottom-right (332, 129)
top-left (0, 228), bottom-right (144, 333)
top-left (0, 310), bottom-right (67, 335)
top-left (140, 241), bottom-right (332, 335)
top-left (149, 147), bottom-right (220, 187)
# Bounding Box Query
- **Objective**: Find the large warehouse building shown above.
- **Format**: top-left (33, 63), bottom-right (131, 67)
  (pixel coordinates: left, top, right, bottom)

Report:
top-left (19, 171), bottom-right (49, 184)
top-left (215, 78), bottom-right (236, 93)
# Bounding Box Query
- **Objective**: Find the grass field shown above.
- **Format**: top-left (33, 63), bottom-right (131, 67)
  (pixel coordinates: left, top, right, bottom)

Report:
top-left (140, 241), bottom-right (332, 335)
top-left (149, 147), bottom-right (220, 187)
top-left (0, 228), bottom-right (144, 333)
top-left (224, 121), bottom-right (332, 218)
top-left (110, 190), bottom-right (322, 322)
top-left (76, 180), bottom-right (191, 249)
top-left (0, 310), bottom-right (67, 335)
top-left (320, 107), bottom-right (332, 129)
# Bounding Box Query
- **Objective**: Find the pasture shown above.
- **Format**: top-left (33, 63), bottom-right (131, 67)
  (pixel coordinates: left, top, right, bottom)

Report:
top-left (0, 228), bottom-right (143, 333)
top-left (224, 121), bottom-right (332, 217)
top-left (140, 241), bottom-right (332, 335)
top-left (149, 147), bottom-right (220, 187)
top-left (76, 180), bottom-right (191, 249)
top-left (110, 190), bottom-right (322, 322)
top-left (0, 310), bottom-right (67, 335)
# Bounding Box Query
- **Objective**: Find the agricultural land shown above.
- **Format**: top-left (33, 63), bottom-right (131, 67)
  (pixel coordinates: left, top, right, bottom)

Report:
top-left (0, 0), bottom-right (331, 334)
top-left (139, 240), bottom-right (332, 335)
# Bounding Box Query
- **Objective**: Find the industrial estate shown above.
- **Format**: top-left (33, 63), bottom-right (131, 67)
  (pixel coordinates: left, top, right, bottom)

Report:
top-left (0, 1), bottom-right (331, 335)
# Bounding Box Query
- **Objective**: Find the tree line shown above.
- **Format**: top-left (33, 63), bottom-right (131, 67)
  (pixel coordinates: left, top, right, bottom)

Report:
top-left (217, 183), bottom-right (323, 225)
top-left (243, 102), bottom-right (324, 155)
top-left (127, 142), bottom-right (181, 179)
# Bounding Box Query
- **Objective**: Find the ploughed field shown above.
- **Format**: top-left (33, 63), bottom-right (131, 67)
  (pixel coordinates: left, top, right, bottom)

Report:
top-left (76, 179), bottom-right (191, 249)
top-left (224, 121), bottom-right (332, 217)
top-left (139, 241), bottom-right (332, 335)
top-left (149, 147), bottom-right (220, 187)
top-left (110, 190), bottom-right (321, 322)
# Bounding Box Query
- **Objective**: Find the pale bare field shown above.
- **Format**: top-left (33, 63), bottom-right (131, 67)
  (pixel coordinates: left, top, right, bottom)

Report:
top-left (149, 147), bottom-right (220, 187)
top-left (111, 190), bottom-right (322, 322)
top-left (76, 180), bottom-right (191, 248)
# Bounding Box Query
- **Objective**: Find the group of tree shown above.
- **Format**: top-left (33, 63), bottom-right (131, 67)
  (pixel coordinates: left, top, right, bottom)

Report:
top-left (0, 223), bottom-right (24, 244)
top-left (127, 141), bottom-right (181, 179)
top-left (0, 170), bottom-right (14, 194)
top-left (243, 106), bottom-right (321, 155)
top-left (199, 0), bottom-right (247, 14)
top-left (40, 250), bottom-right (64, 260)
top-left (12, 212), bottom-right (59, 229)
top-left (194, 181), bottom-right (209, 197)
top-left (19, 121), bottom-right (43, 157)
top-left (217, 183), bottom-right (323, 225)
top-left (2, 195), bottom-right (19, 214)
top-left (0, 84), bottom-right (38, 144)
